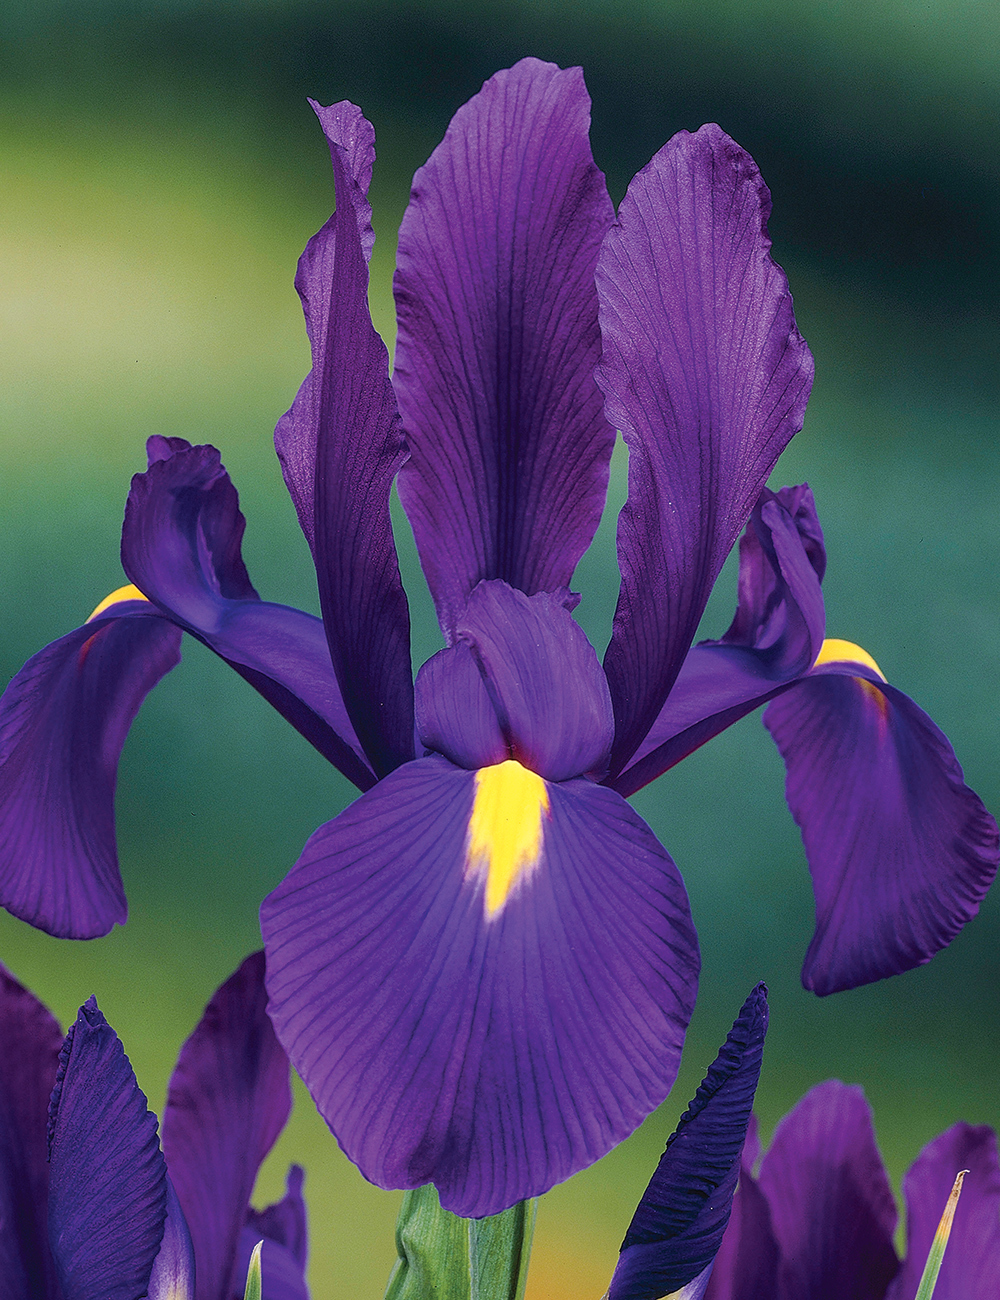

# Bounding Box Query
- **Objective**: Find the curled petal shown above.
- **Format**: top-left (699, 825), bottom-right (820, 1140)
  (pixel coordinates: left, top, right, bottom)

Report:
top-left (613, 487), bottom-right (825, 796)
top-left (887, 1124), bottom-right (1000, 1300)
top-left (765, 669), bottom-right (999, 994)
top-left (262, 755), bottom-right (698, 1218)
top-left (47, 998), bottom-right (167, 1300)
top-left (756, 1081), bottom-right (898, 1300)
top-left (597, 124), bottom-right (814, 777)
top-left (608, 985), bottom-right (768, 1300)
top-left (162, 952), bottom-right (292, 1300)
top-left (394, 57), bottom-right (615, 636)
top-left (0, 965), bottom-right (63, 1300)
top-left (122, 439), bottom-right (376, 790)
top-left (0, 605), bottom-right (181, 938)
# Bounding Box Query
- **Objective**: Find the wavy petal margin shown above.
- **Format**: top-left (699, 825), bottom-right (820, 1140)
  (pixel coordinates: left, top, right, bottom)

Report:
top-left (393, 57), bottom-right (615, 637)
top-left (597, 124), bottom-right (814, 777)
top-left (262, 754), bottom-right (698, 1218)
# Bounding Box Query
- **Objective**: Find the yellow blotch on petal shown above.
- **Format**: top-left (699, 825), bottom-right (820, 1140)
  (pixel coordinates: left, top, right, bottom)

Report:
top-left (813, 637), bottom-right (885, 680)
top-left (466, 759), bottom-right (550, 917)
top-left (87, 583), bottom-right (149, 622)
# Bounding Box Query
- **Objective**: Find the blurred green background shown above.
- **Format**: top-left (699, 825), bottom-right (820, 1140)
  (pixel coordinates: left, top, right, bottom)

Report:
top-left (2, 1), bottom-right (999, 1294)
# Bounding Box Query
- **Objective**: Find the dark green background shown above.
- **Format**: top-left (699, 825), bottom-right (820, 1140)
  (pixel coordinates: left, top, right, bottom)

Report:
top-left (2, 2), bottom-right (999, 1294)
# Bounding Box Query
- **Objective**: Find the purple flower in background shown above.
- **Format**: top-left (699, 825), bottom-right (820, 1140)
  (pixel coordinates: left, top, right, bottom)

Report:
top-left (705, 1080), bottom-right (1000, 1299)
top-left (0, 952), bottom-right (307, 1300)
top-left (0, 57), bottom-right (995, 1215)
top-left (604, 984), bottom-right (768, 1300)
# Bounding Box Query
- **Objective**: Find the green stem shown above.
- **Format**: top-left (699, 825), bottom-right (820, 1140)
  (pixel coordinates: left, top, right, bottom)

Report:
top-left (384, 1186), bottom-right (537, 1300)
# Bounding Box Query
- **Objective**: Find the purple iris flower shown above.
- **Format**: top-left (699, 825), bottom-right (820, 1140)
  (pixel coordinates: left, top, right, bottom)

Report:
top-left (604, 984), bottom-right (768, 1300)
top-left (0, 58), bottom-right (995, 1216)
top-left (704, 1080), bottom-right (1000, 1299)
top-left (0, 952), bottom-right (307, 1300)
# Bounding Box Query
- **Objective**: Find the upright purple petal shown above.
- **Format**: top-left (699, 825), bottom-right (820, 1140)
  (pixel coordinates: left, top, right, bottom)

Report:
top-left (47, 998), bottom-right (168, 1300)
top-left (607, 985), bottom-right (768, 1300)
top-left (0, 603), bottom-right (181, 938)
top-left (162, 952), bottom-right (292, 1300)
top-left (764, 668), bottom-right (999, 994)
top-left (122, 439), bottom-right (376, 790)
top-left (886, 1125), bottom-right (1000, 1300)
top-left (262, 754), bottom-right (698, 1218)
top-left (418, 581), bottom-right (614, 780)
top-left (613, 486), bottom-right (825, 796)
top-left (275, 100), bottom-right (376, 549)
top-left (597, 124), bottom-right (814, 777)
top-left (703, 1131), bottom-right (780, 1300)
top-left (393, 57), bottom-right (616, 637)
top-left (0, 965), bottom-right (63, 1300)
top-left (757, 1081), bottom-right (899, 1300)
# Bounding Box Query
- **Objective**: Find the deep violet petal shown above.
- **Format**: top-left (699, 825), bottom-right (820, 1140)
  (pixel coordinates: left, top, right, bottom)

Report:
top-left (756, 1081), bottom-right (899, 1300)
top-left (262, 755), bottom-right (699, 1218)
top-left (47, 998), bottom-right (167, 1300)
top-left (886, 1124), bottom-right (1000, 1300)
top-left (612, 486), bottom-right (825, 796)
top-left (122, 439), bottom-right (376, 790)
top-left (393, 58), bottom-right (615, 637)
top-left (0, 965), bottom-right (63, 1300)
top-left (765, 670), bottom-right (998, 994)
top-left (702, 1136), bottom-right (780, 1300)
top-left (607, 985), bottom-right (768, 1300)
top-left (597, 125), bottom-right (814, 778)
top-left (0, 604), bottom-right (181, 938)
top-left (162, 952), bottom-right (292, 1300)
top-left (147, 1177), bottom-right (195, 1300)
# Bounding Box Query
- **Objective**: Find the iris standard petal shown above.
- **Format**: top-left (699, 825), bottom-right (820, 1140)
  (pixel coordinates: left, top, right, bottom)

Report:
top-left (886, 1124), bottom-right (1000, 1300)
top-left (419, 581), bottom-right (614, 780)
top-left (393, 57), bottom-right (616, 638)
top-left (122, 439), bottom-right (376, 790)
top-left (262, 754), bottom-right (699, 1219)
top-left (764, 666), bottom-right (999, 995)
top-left (0, 603), bottom-right (181, 938)
top-left (162, 951), bottom-right (292, 1300)
top-left (756, 1081), bottom-right (899, 1300)
top-left (702, 1133), bottom-right (780, 1300)
top-left (0, 964), bottom-right (63, 1300)
top-left (275, 99), bottom-right (376, 551)
top-left (613, 487), bottom-right (825, 796)
top-left (596, 124), bottom-right (814, 778)
top-left (607, 984), bottom-right (768, 1300)
top-left (47, 997), bottom-right (168, 1300)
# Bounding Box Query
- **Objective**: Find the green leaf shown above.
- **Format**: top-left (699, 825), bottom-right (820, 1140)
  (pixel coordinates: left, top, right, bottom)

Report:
top-left (384, 1185), bottom-right (537, 1300)
top-left (243, 1239), bottom-right (263, 1300)
top-left (914, 1169), bottom-right (968, 1300)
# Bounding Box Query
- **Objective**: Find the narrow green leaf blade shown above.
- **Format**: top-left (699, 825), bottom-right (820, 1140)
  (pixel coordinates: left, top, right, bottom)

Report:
top-left (914, 1169), bottom-right (968, 1300)
top-left (243, 1239), bottom-right (263, 1300)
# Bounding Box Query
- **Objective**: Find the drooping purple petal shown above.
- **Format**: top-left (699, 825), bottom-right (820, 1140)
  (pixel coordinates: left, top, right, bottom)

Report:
top-left (764, 667), bottom-right (999, 994)
top-left (47, 998), bottom-right (168, 1300)
top-left (233, 1165), bottom-right (309, 1300)
top-left (0, 603), bottom-right (181, 938)
top-left (886, 1124), bottom-right (1000, 1300)
top-left (162, 951), bottom-right (292, 1300)
top-left (393, 57), bottom-right (616, 637)
top-left (147, 1177), bottom-right (196, 1300)
top-left (0, 965), bottom-right (63, 1300)
top-left (262, 754), bottom-right (698, 1218)
top-left (418, 581), bottom-right (614, 780)
top-left (607, 984), bottom-right (768, 1300)
top-left (612, 486), bottom-right (825, 797)
top-left (122, 439), bottom-right (376, 790)
top-left (756, 1081), bottom-right (899, 1300)
top-left (597, 124), bottom-right (814, 778)
top-left (275, 100), bottom-right (376, 550)
top-left (702, 1130), bottom-right (780, 1300)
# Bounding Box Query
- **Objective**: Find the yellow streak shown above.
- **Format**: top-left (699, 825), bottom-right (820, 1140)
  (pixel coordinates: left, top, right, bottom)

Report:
top-left (467, 760), bottom-right (549, 917)
top-left (87, 583), bottom-right (149, 622)
top-left (813, 637), bottom-right (886, 680)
